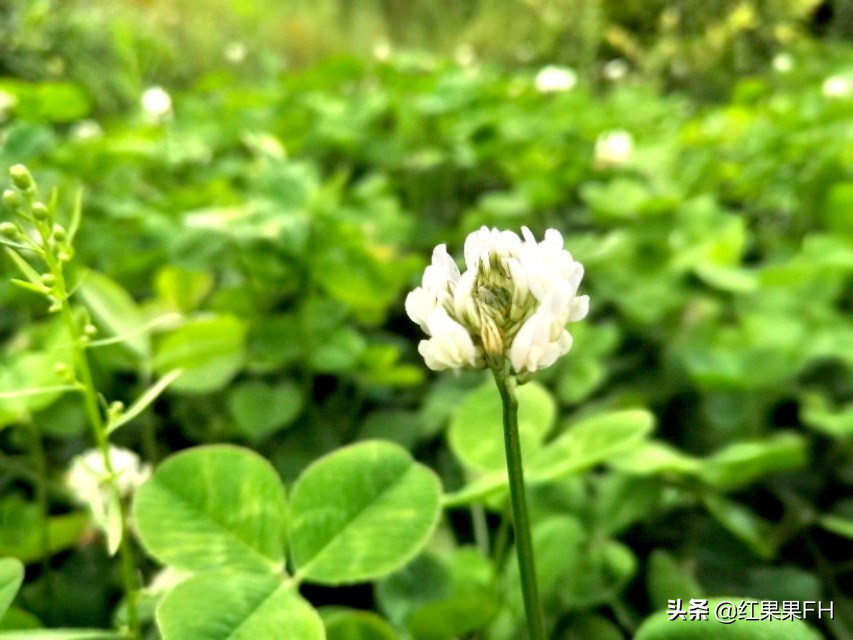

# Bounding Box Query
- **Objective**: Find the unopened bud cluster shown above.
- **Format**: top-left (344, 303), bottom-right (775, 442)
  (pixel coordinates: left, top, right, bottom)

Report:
top-left (406, 226), bottom-right (588, 376)
top-left (1, 164), bottom-right (76, 309)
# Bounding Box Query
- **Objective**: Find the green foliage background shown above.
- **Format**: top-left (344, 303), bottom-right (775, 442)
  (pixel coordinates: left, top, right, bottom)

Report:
top-left (1, 0), bottom-right (852, 638)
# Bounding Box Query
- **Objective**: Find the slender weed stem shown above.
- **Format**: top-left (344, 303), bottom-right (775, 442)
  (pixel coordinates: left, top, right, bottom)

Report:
top-left (48, 239), bottom-right (141, 639)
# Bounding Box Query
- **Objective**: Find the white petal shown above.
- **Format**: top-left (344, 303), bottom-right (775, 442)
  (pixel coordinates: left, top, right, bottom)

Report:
top-left (542, 228), bottom-right (564, 251)
top-left (557, 330), bottom-right (573, 355)
top-left (567, 262), bottom-right (584, 294)
top-left (497, 229), bottom-right (523, 256)
top-left (509, 311), bottom-right (548, 372)
top-left (418, 339), bottom-right (447, 370)
top-left (405, 288), bottom-right (435, 332)
top-left (464, 227), bottom-right (487, 271)
top-left (568, 295), bottom-right (589, 322)
top-left (432, 244), bottom-right (460, 283)
top-left (453, 270), bottom-right (478, 324)
top-left (421, 308), bottom-right (479, 369)
top-left (506, 257), bottom-right (529, 305)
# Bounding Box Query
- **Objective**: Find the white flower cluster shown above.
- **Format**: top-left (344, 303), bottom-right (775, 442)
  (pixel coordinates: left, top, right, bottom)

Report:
top-left (534, 65), bottom-right (577, 93)
top-left (594, 130), bottom-right (634, 168)
top-left (823, 75), bottom-right (851, 99)
top-left (141, 86), bottom-right (173, 122)
top-left (66, 446), bottom-right (151, 553)
top-left (406, 227), bottom-right (588, 375)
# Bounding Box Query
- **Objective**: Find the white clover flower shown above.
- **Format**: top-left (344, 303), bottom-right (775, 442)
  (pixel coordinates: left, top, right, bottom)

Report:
top-left (70, 119), bottom-right (103, 141)
top-left (66, 446), bottom-right (151, 553)
top-left (454, 44), bottom-right (477, 68)
top-left (772, 53), bottom-right (793, 74)
top-left (594, 130), bottom-right (634, 168)
top-left (822, 75), bottom-right (851, 98)
top-left (406, 226), bottom-right (588, 375)
top-left (224, 41), bottom-right (247, 64)
top-left (602, 59), bottom-right (629, 81)
top-left (0, 90), bottom-right (18, 121)
top-left (141, 86), bottom-right (173, 121)
top-left (534, 65), bottom-right (577, 93)
top-left (373, 41), bottom-right (392, 62)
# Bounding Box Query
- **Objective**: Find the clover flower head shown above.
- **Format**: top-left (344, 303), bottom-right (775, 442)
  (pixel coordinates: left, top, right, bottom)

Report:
top-left (373, 41), bottom-right (393, 62)
top-left (66, 446), bottom-right (151, 552)
top-left (406, 226), bottom-right (588, 376)
top-left (455, 44), bottom-right (477, 68)
top-left (535, 65), bottom-right (577, 93)
top-left (603, 59), bottom-right (629, 81)
top-left (772, 53), bottom-right (793, 74)
top-left (224, 41), bottom-right (247, 64)
top-left (141, 86), bottom-right (173, 121)
top-left (0, 90), bottom-right (18, 121)
top-left (70, 119), bottom-right (103, 142)
top-left (823, 75), bottom-right (851, 99)
top-left (595, 130), bottom-right (634, 168)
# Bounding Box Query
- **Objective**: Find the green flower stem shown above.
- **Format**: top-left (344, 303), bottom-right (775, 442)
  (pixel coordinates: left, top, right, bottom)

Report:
top-left (493, 368), bottom-right (545, 640)
top-left (46, 245), bottom-right (141, 639)
top-left (27, 421), bottom-right (55, 618)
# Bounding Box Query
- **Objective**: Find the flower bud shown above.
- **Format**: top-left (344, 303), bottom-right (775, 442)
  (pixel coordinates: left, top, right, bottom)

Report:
top-left (9, 165), bottom-right (33, 191)
top-left (54, 362), bottom-right (72, 380)
top-left (51, 224), bottom-right (67, 242)
top-left (2, 189), bottom-right (22, 209)
top-left (0, 221), bottom-right (18, 237)
top-left (41, 273), bottom-right (56, 286)
top-left (84, 323), bottom-right (98, 337)
top-left (108, 400), bottom-right (125, 415)
top-left (480, 315), bottom-right (504, 359)
top-left (32, 202), bottom-right (49, 220)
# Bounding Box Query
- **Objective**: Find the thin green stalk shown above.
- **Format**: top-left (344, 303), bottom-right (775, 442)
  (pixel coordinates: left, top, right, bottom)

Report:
top-left (47, 249), bottom-right (141, 639)
top-left (27, 421), bottom-right (54, 620)
top-left (493, 369), bottom-right (545, 640)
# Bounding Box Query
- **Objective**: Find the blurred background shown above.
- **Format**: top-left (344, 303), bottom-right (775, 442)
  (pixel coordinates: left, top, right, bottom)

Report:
top-left (1, 0), bottom-right (852, 638)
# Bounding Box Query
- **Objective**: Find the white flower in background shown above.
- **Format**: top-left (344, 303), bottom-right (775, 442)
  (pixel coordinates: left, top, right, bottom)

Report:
top-left (70, 119), bottom-right (103, 141)
top-left (141, 86), bottom-right (173, 121)
top-left (66, 446), bottom-right (151, 553)
top-left (373, 40), bottom-right (392, 62)
top-left (534, 65), bottom-right (577, 93)
top-left (594, 130), bottom-right (634, 168)
top-left (406, 227), bottom-right (588, 375)
top-left (0, 90), bottom-right (18, 121)
top-left (772, 53), bottom-right (794, 74)
top-left (822, 75), bottom-right (851, 98)
top-left (455, 44), bottom-right (477, 68)
top-left (224, 41), bottom-right (247, 64)
top-left (602, 59), bottom-right (629, 81)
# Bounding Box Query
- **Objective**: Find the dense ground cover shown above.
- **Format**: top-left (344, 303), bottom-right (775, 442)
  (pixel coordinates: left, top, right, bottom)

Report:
top-left (1, 2), bottom-right (852, 639)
